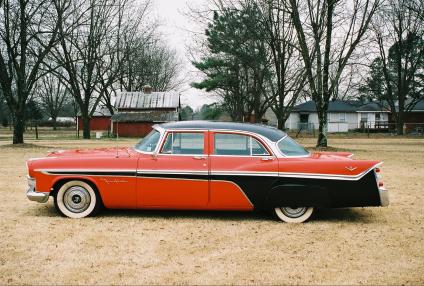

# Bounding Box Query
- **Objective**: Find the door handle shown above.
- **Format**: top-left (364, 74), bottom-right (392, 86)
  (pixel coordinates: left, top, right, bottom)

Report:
top-left (193, 156), bottom-right (206, 160)
top-left (261, 157), bottom-right (274, 161)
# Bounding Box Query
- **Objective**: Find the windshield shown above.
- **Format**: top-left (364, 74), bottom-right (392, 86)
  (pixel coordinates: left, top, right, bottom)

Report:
top-left (278, 136), bottom-right (309, 156)
top-left (135, 129), bottom-right (161, 152)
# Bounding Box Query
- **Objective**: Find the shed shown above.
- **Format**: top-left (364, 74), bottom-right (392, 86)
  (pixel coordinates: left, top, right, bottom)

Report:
top-left (111, 88), bottom-right (180, 137)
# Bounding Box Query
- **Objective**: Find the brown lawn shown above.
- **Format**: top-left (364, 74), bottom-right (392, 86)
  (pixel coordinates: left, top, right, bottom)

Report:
top-left (0, 132), bottom-right (423, 285)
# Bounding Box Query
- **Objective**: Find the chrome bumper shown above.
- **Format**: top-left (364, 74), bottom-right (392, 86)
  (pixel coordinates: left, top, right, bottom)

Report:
top-left (379, 188), bottom-right (389, 207)
top-left (26, 177), bottom-right (49, 203)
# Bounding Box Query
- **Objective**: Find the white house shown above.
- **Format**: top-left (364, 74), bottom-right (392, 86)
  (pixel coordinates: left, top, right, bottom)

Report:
top-left (264, 100), bottom-right (390, 133)
top-left (356, 102), bottom-right (390, 129)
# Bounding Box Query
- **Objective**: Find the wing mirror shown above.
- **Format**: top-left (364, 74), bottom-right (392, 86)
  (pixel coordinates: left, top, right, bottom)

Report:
top-left (151, 150), bottom-right (158, 160)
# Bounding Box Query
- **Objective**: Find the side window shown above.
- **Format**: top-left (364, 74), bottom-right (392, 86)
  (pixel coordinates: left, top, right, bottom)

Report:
top-left (214, 133), bottom-right (269, 156)
top-left (160, 132), bottom-right (204, 155)
top-left (251, 138), bottom-right (269, 156)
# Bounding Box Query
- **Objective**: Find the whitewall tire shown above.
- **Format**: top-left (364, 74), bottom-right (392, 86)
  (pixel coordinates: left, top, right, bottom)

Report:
top-left (54, 180), bottom-right (101, 218)
top-left (274, 207), bottom-right (314, 223)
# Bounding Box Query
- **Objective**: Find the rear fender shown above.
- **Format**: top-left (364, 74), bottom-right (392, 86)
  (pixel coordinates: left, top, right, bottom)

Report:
top-left (267, 184), bottom-right (330, 208)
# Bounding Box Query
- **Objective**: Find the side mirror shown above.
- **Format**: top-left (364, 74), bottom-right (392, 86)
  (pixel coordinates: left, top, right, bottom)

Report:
top-left (151, 150), bottom-right (158, 160)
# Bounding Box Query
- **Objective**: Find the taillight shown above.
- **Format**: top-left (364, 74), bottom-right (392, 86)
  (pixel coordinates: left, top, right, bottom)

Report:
top-left (375, 167), bottom-right (383, 188)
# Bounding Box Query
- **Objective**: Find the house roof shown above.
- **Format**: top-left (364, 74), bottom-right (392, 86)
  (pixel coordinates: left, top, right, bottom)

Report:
top-left (357, 102), bottom-right (390, 112)
top-left (293, 100), bottom-right (358, 113)
top-left (410, 99), bottom-right (424, 112)
top-left (115, 91), bottom-right (180, 110)
top-left (111, 111), bottom-right (178, 123)
top-left (159, 121), bottom-right (286, 142)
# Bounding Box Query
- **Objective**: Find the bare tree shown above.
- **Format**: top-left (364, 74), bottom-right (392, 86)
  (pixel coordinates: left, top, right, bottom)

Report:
top-left (372, 0), bottom-right (424, 134)
top-left (287, 0), bottom-right (380, 147)
top-left (258, 0), bottom-right (306, 130)
top-left (48, 0), bottom-right (120, 139)
top-left (0, 0), bottom-right (68, 144)
top-left (35, 73), bottom-right (70, 130)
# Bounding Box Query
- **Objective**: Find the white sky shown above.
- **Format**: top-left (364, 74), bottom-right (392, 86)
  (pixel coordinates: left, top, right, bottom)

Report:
top-left (152, 0), bottom-right (217, 110)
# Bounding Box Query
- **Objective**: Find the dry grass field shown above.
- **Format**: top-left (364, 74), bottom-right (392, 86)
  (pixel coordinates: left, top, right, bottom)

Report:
top-left (0, 131), bottom-right (423, 285)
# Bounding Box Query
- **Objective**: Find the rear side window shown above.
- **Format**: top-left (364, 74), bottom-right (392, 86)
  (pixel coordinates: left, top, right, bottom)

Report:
top-left (214, 133), bottom-right (269, 156)
top-left (161, 132), bottom-right (204, 155)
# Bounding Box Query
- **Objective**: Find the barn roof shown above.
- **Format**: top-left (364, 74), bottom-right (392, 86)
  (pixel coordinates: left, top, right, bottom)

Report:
top-left (111, 111), bottom-right (178, 123)
top-left (115, 91), bottom-right (180, 110)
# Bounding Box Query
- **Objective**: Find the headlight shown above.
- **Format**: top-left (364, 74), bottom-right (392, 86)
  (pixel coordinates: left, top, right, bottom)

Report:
top-left (27, 176), bottom-right (36, 188)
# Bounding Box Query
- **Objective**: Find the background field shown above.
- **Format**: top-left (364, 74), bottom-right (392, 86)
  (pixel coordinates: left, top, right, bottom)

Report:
top-left (0, 132), bottom-right (423, 285)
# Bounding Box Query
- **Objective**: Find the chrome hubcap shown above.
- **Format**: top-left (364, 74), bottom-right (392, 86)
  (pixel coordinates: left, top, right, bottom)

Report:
top-left (281, 207), bottom-right (307, 218)
top-left (63, 186), bottom-right (91, 213)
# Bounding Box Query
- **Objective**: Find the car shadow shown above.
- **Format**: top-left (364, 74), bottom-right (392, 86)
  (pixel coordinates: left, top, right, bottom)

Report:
top-left (98, 208), bottom-right (271, 222)
top-left (313, 208), bottom-right (376, 223)
top-left (26, 204), bottom-right (377, 223)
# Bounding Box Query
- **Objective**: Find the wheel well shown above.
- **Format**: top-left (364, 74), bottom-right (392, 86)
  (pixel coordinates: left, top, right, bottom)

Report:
top-left (51, 178), bottom-right (102, 205)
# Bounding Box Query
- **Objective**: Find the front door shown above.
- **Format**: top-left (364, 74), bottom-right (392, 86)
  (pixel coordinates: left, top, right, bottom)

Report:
top-left (137, 131), bottom-right (209, 208)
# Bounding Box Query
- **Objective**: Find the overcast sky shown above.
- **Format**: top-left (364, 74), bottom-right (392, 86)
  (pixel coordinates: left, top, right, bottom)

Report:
top-left (152, 0), bottom-right (217, 110)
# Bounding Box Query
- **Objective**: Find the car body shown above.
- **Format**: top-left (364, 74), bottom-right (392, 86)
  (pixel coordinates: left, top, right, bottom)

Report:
top-left (26, 121), bottom-right (389, 222)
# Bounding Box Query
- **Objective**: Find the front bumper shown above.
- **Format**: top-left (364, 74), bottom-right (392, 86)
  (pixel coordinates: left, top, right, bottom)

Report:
top-left (26, 177), bottom-right (49, 203)
top-left (378, 188), bottom-right (389, 207)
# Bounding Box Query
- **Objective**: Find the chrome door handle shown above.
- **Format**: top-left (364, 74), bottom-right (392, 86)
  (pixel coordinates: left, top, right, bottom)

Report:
top-left (193, 156), bottom-right (206, 160)
top-left (261, 157), bottom-right (274, 161)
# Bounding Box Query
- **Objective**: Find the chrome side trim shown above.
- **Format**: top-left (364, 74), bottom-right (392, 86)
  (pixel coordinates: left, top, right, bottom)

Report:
top-left (35, 165), bottom-right (381, 181)
top-left (138, 170), bottom-right (208, 175)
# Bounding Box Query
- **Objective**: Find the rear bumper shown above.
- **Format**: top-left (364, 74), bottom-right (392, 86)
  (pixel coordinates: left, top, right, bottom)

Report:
top-left (26, 176), bottom-right (49, 203)
top-left (378, 188), bottom-right (389, 207)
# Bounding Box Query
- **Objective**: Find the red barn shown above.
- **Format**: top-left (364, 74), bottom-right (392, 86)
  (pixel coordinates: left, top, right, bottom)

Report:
top-left (111, 87), bottom-right (180, 137)
top-left (77, 105), bottom-right (113, 132)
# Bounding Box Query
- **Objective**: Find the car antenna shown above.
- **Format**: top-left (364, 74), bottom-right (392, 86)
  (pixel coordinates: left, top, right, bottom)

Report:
top-left (115, 107), bottom-right (119, 158)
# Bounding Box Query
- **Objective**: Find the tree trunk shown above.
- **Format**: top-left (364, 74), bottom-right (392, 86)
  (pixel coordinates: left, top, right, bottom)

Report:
top-left (13, 113), bottom-right (25, 144)
top-left (82, 114), bottom-right (91, 139)
top-left (316, 111), bottom-right (328, 147)
top-left (277, 113), bottom-right (288, 130)
top-left (396, 109), bottom-right (404, 135)
top-left (52, 117), bottom-right (57, 130)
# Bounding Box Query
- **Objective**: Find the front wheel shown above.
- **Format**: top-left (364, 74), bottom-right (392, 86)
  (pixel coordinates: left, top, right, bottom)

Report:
top-left (273, 207), bottom-right (314, 223)
top-left (54, 180), bottom-right (101, 218)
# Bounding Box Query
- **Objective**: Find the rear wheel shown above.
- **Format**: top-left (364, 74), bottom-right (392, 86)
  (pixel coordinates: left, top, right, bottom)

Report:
top-left (54, 180), bottom-right (101, 218)
top-left (273, 206), bottom-right (314, 223)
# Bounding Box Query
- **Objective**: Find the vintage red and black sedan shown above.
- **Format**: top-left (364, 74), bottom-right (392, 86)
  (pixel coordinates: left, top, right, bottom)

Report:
top-left (26, 121), bottom-right (389, 222)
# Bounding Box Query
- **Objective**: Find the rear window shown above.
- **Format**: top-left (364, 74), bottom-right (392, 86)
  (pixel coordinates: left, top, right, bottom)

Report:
top-left (277, 136), bottom-right (309, 156)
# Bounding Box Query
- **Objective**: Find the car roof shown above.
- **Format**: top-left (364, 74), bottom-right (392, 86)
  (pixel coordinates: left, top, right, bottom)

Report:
top-left (158, 121), bottom-right (286, 142)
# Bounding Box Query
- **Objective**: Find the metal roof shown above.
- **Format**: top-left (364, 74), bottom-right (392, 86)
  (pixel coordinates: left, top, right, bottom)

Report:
top-left (115, 91), bottom-right (180, 110)
top-left (111, 111), bottom-right (178, 123)
top-left (159, 121), bottom-right (286, 142)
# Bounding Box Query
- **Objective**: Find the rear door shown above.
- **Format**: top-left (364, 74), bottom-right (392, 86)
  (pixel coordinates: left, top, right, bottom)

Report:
top-left (137, 131), bottom-right (209, 208)
top-left (208, 132), bottom-right (279, 210)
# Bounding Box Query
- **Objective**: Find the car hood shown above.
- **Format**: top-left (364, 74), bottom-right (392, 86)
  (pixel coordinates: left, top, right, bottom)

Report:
top-left (47, 147), bottom-right (132, 158)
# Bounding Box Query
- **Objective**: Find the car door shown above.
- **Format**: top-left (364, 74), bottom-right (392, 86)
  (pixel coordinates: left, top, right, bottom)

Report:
top-left (136, 131), bottom-right (209, 208)
top-left (208, 132), bottom-right (279, 210)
